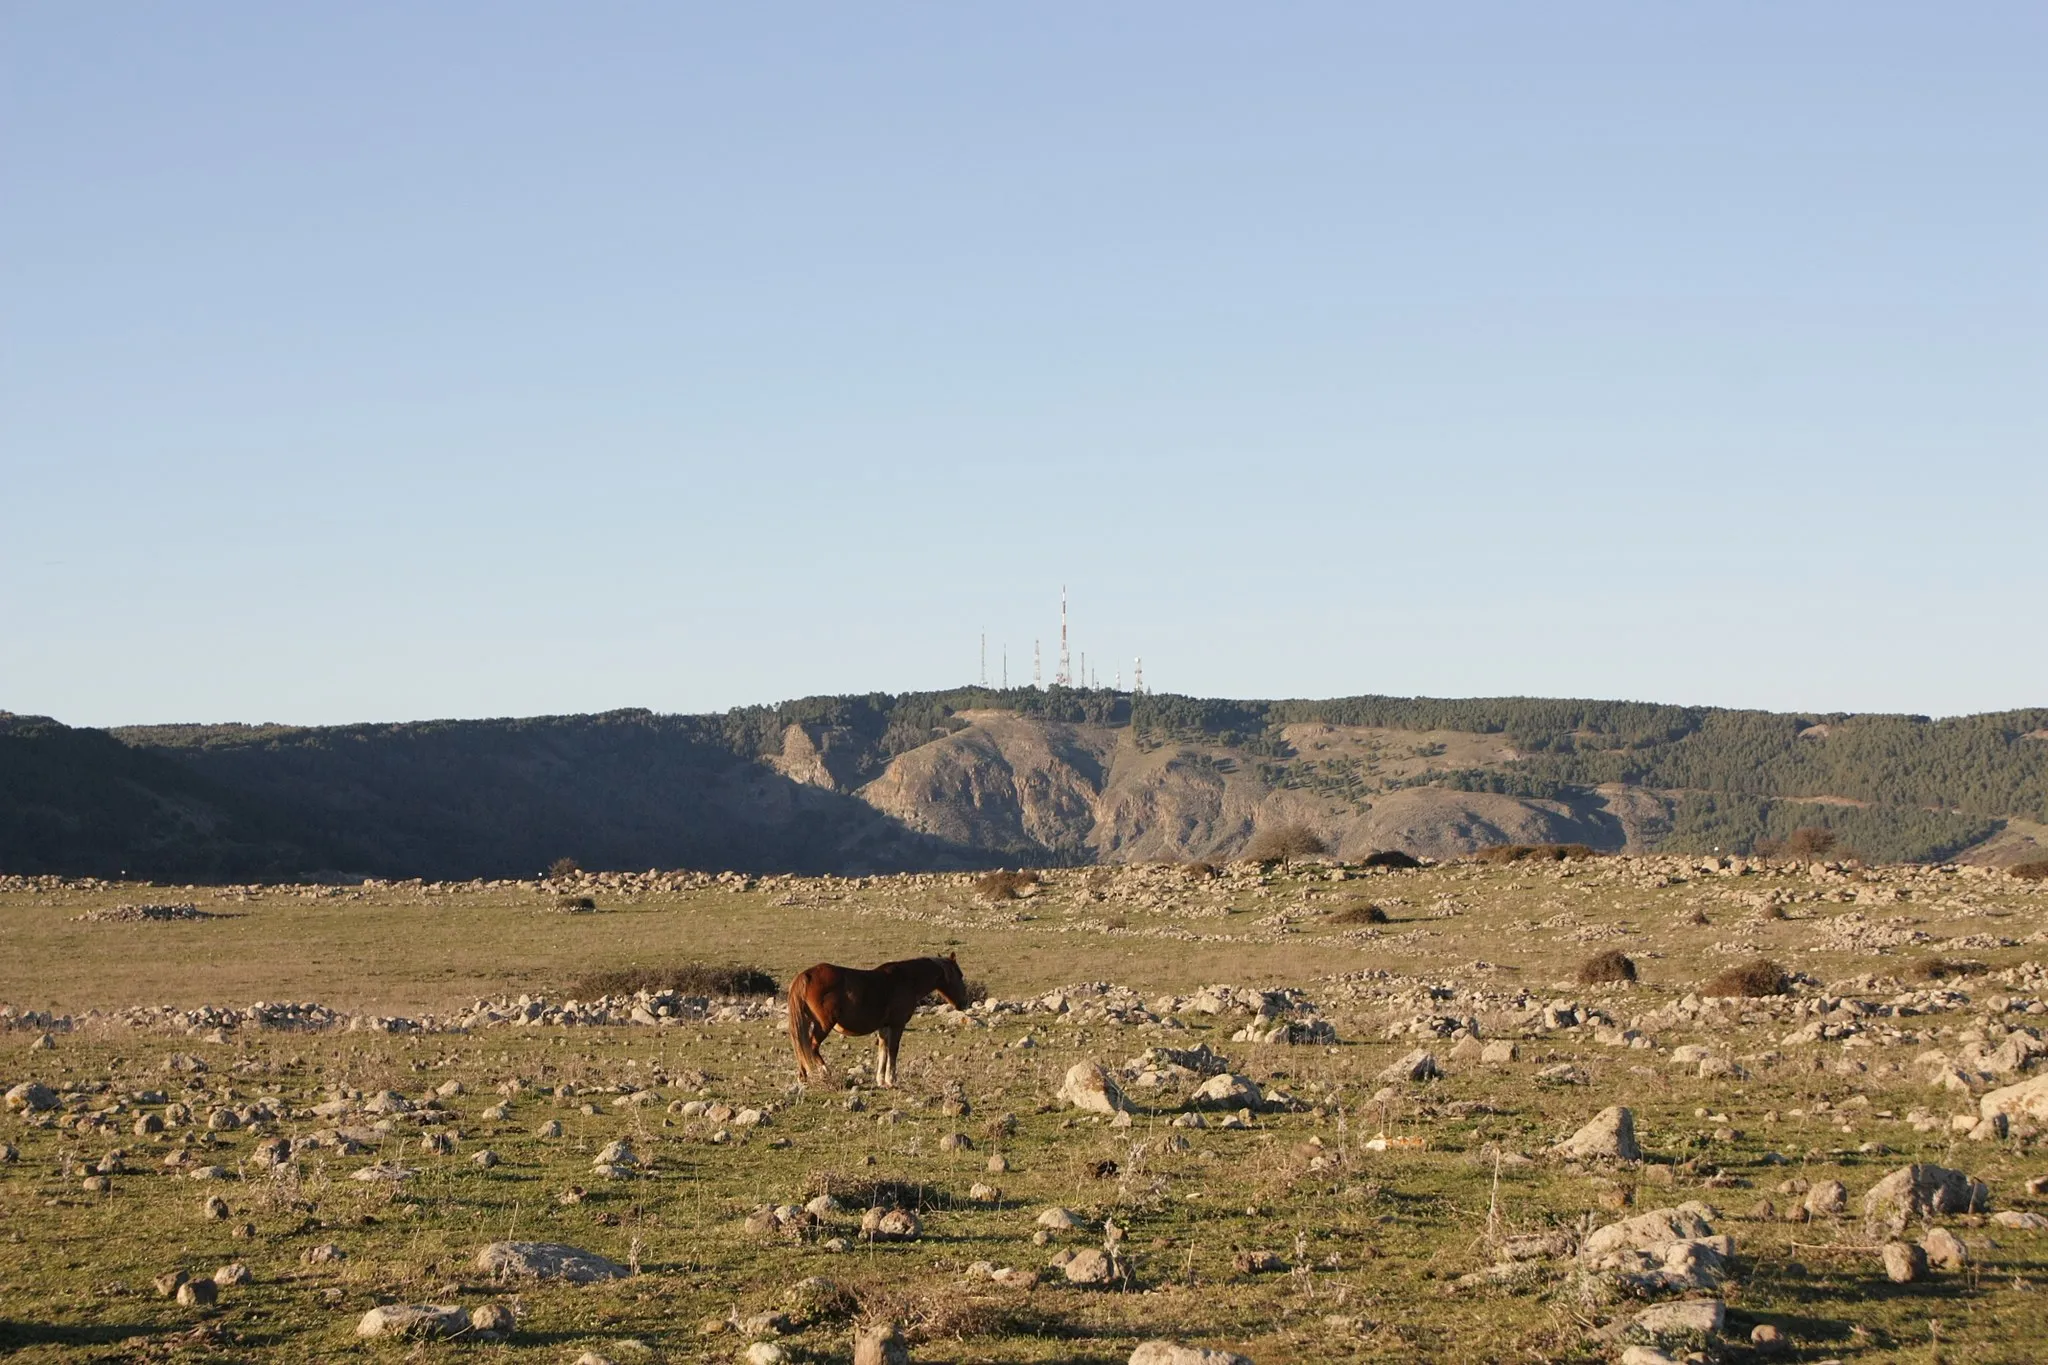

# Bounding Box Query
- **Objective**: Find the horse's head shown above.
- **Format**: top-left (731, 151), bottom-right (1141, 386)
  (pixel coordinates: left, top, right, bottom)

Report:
top-left (934, 952), bottom-right (971, 1010)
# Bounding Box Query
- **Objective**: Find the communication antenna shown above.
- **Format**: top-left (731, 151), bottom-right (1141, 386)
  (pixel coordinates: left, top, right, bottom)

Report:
top-left (1033, 639), bottom-right (1041, 688)
top-left (1002, 646), bottom-right (1008, 690)
top-left (980, 632), bottom-right (987, 687)
top-left (1080, 651), bottom-right (1087, 692)
top-left (1055, 586), bottom-right (1072, 687)
top-left (1114, 664), bottom-right (1121, 691)
top-left (1134, 656), bottom-right (1144, 695)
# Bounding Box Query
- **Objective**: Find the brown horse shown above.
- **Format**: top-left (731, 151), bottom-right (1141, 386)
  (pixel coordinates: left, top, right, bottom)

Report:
top-left (787, 953), bottom-right (970, 1087)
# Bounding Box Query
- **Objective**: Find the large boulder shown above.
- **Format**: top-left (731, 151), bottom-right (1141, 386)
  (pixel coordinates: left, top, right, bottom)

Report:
top-left (473, 1241), bottom-right (628, 1283)
top-left (1056, 1062), bottom-right (1128, 1115)
top-left (1862, 1165), bottom-right (1989, 1233)
top-left (1980, 1073), bottom-right (2048, 1124)
top-left (1552, 1106), bottom-right (1641, 1162)
top-left (1585, 1204), bottom-right (1717, 1259)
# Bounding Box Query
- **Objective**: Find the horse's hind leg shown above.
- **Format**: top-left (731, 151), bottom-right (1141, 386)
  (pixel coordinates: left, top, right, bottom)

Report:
top-left (878, 1025), bottom-right (904, 1088)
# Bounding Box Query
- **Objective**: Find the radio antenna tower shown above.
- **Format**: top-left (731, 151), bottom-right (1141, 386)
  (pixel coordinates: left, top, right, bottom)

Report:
top-left (1134, 657), bottom-right (1144, 695)
top-left (1002, 646), bottom-right (1008, 690)
top-left (1033, 640), bottom-right (1041, 688)
top-left (979, 632), bottom-right (987, 687)
top-left (1056, 586), bottom-right (1071, 687)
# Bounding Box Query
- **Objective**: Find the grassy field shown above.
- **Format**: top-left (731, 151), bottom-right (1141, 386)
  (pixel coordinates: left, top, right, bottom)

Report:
top-left (2, 857), bottom-right (2045, 1363)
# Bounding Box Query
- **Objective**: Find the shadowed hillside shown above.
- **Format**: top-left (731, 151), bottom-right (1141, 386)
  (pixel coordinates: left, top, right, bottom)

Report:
top-left (3, 691), bottom-right (2044, 880)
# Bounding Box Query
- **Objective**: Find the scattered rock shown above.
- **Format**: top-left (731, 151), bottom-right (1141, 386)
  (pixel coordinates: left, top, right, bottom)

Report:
top-left (1128, 1344), bottom-right (1254, 1365)
top-left (474, 1240), bottom-right (628, 1283)
top-left (1628, 1298), bottom-right (1724, 1341)
top-left (175, 1279), bottom-right (218, 1308)
top-left (1062, 1247), bottom-right (1115, 1284)
top-left (1376, 1050), bottom-right (1439, 1083)
top-left (1862, 1164), bottom-right (1989, 1232)
top-left (1036, 1207), bottom-right (1082, 1230)
top-left (212, 1263), bottom-right (251, 1287)
top-left (1802, 1180), bottom-right (1847, 1218)
top-left (1921, 1226), bottom-right (1969, 1270)
top-left (355, 1304), bottom-right (469, 1339)
top-left (1057, 1061), bottom-right (1128, 1114)
top-left (854, 1322), bottom-right (910, 1365)
top-left (1881, 1240), bottom-right (1927, 1283)
top-left (1552, 1106), bottom-right (1641, 1162)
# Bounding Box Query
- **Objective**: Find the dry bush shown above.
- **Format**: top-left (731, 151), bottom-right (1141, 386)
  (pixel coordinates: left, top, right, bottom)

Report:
top-left (973, 870), bottom-right (1040, 900)
top-left (1906, 956), bottom-right (1989, 982)
top-left (1702, 958), bottom-right (1789, 998)
top-left (1243, 824), bottom-right (1328, 865)
top-left (959, 978), bottom-right (990, 1005)
top-left (843, 1276), bottom-right (1025, 1344)
top-left (1760, 903), bottom-right (1788, 921)
top-left (545, 856), bottom-right (581, 878)
top-left (554, 894), bottom-right (597, 912)
top-left (1359, 849), bottom-right (1423, 870)
top-left (1575, 949), bottom-right (1638, 985)
top-left (566, 963), bottom-right (776, 998)
top-left (1757, 827), bottom-right (1838, 860)
top-left (1474, 843), bottom-right (1597, 865)
top-left (1686, 909), bottom-right (1711, 926)
top-left (2010, 859), bottom-right (2048, 881)
top-left (1329, 904), bottom-right (1389, 925)
top-left (1183, 860), bottom-right (1219, 879)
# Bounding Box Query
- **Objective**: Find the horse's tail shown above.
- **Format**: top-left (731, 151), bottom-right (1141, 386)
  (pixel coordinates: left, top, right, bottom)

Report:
top-left (787, 970), bottom-right (821, 1076)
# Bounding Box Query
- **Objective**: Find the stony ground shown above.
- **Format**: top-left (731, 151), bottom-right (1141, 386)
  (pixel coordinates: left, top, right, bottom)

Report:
top-left (2, 855), bottom-right (2046, 1363)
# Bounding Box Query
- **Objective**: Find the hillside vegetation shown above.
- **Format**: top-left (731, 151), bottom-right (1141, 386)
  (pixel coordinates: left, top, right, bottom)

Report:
top-left (2, 690), bottom-right (2044, 880)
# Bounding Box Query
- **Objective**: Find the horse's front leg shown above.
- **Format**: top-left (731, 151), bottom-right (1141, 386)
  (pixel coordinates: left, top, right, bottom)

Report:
top-left (872, 1032), bottom-right (891, 1088)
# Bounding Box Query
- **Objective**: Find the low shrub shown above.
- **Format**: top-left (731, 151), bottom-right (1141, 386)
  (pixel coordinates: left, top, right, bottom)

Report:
top-left (1474, 843), bottom-right (1597, 865)
top-left (1329, 904), bottom-right (1389, 925)
top-left (1242, 824), bottom-right (1328, 866)
top-left (1760, 903), bottom-right (1788, 921)
top-left (1183, 860), bottom-right (1220, 879)
top-left (1358, 849), bottom-right (1423, 870)
top-left (1756, 827), bottom-right (1839, 860)
top-left (546, 856), bottom-right (581, 878)
top-left (1907, 956), bottom-right (1989, 982)
top-left (1702, 958), bottom-right (1789, 998)
top-left (974, 870), bottom-right (1040, 900)
top-left (1576, 949), bottom-right (1638, 985)
top-left (2010, 859), bottom-right (2048, 881)
top-left (555, 894), bottom-right (597, 913)
top-left (567, 963), bottom-right (777, 999)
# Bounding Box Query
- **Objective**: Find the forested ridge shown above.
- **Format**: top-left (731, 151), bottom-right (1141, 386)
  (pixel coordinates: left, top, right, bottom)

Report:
top-left (3, 689), bottom-right (2042, 879)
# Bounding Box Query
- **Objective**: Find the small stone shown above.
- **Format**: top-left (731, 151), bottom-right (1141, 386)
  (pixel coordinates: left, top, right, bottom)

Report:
top-left (1881, 1240), bottom-right (1928, 1283)
top-left (1803, 1180), bottom-right (1847, 1218)
top-left (1063, 1247), bottom-right (1114, 1284)
top-left (1036, 1207), bottom-right (1081, 1230)
top-left (745, 1344), bottom-right (789, 1365)
top-left (1750, 1323), bottom-right (1787, 1352)
top-left (302, 1244), bottom-right (346, 1265)
top-left (535, 1119), bottom-right (563, 1139)
top-left (153, 1270), bottom-right (190, 1298)
top-left (987, 1153), bottom-right (1010, 1173)
top-left (475, 1240), bottom-right (627, 1282)
top-left (202, 1194), bottom-right (230, 1220)
top-left (854, 1321), bottom-right (911, 1365)
top-left (176, 1279), bottom-right (219, 1307)
top-left (1921, 1226), bottom-right (1968, 1270)
top-left (472, 1148), bottom-right (499, 1168)
top-left (213, 1263), bottom-right (252, 1287)
top-left (1056, 1061), bottom-right (1128, 1114)
top-left (467, 1302), bottom-right (516, 1339)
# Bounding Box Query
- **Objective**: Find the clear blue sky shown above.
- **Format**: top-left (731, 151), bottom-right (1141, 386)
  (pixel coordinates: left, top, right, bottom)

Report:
top-left (4, 4), bottom-right (2042, 727)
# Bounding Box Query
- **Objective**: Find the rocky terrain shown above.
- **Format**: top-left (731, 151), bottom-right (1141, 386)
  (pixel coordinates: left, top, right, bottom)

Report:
top-left (2, 852), bottom-right (2046, 1361)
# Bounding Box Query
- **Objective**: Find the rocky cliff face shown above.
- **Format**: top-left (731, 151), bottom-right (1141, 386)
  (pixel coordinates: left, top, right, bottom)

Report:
top-left (848, 712), bottom-right (1665, 865)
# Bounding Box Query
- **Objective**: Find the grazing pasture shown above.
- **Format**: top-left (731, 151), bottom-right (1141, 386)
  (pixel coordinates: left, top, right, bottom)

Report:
top-left (2, 855), bottom-right (2046, 1363)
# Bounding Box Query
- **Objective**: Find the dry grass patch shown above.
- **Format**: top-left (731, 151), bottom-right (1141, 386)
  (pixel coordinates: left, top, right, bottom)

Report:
top-left (2011, 859), bottom-right (2048, 881)
top-left (1575, 949), bottom-right (1637, 985)
top-left (1329, 903), bottom-right (1389, 925)
top-left (1702, 958), bottom-right (1789, 997)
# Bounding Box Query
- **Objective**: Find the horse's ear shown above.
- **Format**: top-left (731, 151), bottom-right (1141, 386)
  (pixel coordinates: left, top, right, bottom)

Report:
top-left (947, 951), bottom-right (957, 962)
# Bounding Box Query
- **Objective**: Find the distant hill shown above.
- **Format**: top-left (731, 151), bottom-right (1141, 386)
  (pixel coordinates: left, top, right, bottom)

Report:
top-left (4, 690), bottom-right (2045, 880)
